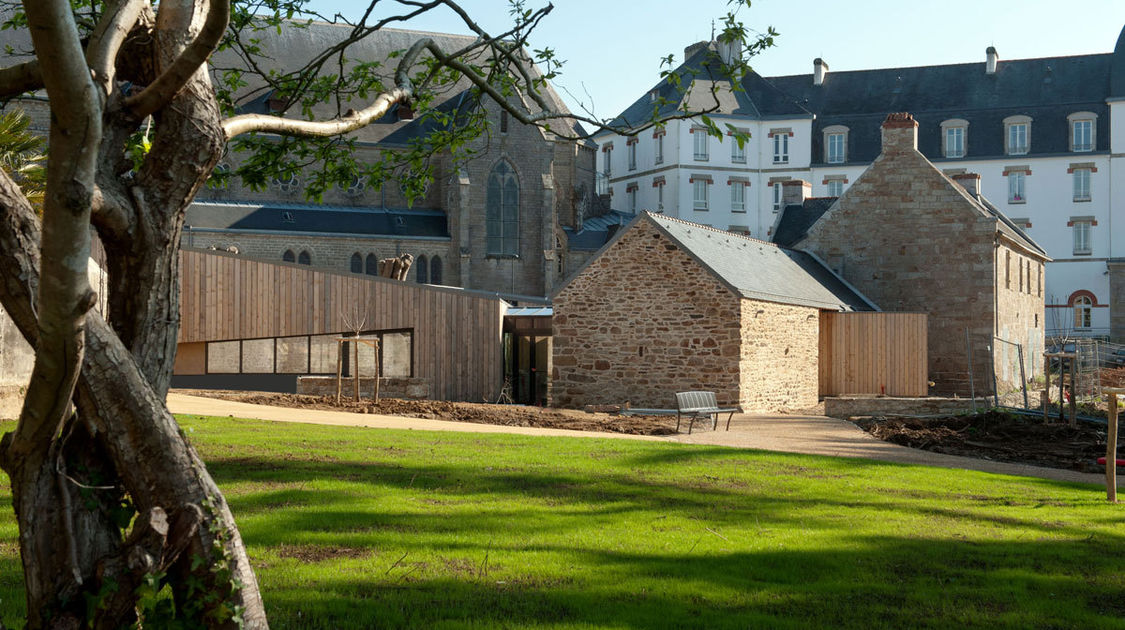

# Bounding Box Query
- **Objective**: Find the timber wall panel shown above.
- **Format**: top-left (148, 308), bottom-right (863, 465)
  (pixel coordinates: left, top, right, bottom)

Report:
top-left (819, 312), bottom-right (928, 397)
top-left (177, 250), bottom-right (504, 401)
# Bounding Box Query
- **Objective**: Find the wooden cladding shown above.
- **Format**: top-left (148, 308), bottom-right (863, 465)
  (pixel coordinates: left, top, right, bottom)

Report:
top-left (178, 250), bottom-right (505, 401)
top-left (819, 312), bottom-right (928, 397)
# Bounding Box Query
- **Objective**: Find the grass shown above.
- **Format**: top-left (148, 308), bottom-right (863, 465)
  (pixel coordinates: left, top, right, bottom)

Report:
top-left (1, 416), bottom-right (1125, 629)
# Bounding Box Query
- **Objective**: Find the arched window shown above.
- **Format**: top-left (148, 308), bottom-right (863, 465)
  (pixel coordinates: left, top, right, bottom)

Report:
top-left (415, 255), bottom-right (428, 283)
top-left (297, 250), bottom-right (311, 266)
top-left (365, 253), bottom-right (378, 276)
top-left (350, 253), bottom-right (362, 274)
top-left (431, 256), bottom-right (442, 285)
top-left (486, 161), bottom-right (519, 256)
top-left (1071, 293), bottom-right (1094, 329)
top-left (282, 249), bottom-right (295, 263)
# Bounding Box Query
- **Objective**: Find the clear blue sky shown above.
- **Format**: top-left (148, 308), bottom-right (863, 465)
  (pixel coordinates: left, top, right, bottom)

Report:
top-left (313, 0), bottom-right (1125, 122)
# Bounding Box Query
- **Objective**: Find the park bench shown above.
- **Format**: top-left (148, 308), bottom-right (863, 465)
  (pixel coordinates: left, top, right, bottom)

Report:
top-left (674, 391), bottom-right (739, 434)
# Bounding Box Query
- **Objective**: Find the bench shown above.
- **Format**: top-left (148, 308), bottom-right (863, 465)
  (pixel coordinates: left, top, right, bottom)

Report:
top-left (675, 391), bottom-right (739, 434)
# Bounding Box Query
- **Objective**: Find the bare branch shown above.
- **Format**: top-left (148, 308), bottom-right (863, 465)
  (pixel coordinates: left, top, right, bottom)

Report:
top-left (223, 85), bottom-right (408, 139)
top-left (0, 59), bottom-right (42, 99)
top-left (125, 0), bottom-right (229, 119)
top-left (85, 0), bottom-right (146, 94)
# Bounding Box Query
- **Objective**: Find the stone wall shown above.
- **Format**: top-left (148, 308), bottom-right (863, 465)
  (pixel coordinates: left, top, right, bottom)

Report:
top-left (552, 219), bottom-right (742, 409)
top-left (994, 242), bottom-right (1047, 391)
top-left (1109, 261), bottom-right (1125, 342)
top-left (799, 115), bottom-right (1045, 395)
top-left (824, 395), bottom-right (991, 419)
top-left (739, 300), bottom-right (820, 411)
top-left (297, 376), bottom-right (431, 400)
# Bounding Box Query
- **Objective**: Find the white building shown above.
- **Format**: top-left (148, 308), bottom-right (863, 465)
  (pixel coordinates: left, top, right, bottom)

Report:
top-left (594, 28), bottom-right (1125, 341)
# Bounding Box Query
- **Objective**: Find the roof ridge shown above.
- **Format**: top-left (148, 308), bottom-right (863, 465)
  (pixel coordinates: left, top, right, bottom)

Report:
top-left (764, 51), bottom-right (1112, 81)
top-left (642, 211), bottom-right (780, 248)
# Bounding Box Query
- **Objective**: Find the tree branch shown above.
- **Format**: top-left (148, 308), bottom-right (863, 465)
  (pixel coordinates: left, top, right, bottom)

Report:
top-left (85, 0), bottom-right (146, 95)
top-left (124, 0), bottom-right (229, 119)
top-left (0, 59), bottom-right (42, 99)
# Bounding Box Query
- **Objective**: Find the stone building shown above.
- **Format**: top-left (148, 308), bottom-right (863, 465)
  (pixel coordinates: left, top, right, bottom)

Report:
top-left (595, 25), bottom-right (1125, 340)
top-left (779, 113), bottom-right (1049, 395)
top-left (550, 212), bottom-right (872, 412)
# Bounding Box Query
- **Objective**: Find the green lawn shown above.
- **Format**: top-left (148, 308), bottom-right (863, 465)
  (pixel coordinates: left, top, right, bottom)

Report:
top-left (1, 416), bottom-right (1124, 629)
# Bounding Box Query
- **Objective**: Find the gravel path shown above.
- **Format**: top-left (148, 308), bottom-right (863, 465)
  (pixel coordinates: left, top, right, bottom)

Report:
top-left (168, 392), bottom-right (1114, 487)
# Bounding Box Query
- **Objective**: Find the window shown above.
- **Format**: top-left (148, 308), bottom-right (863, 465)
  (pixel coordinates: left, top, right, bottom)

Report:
top-left (1073, 168), bottom-right (1091, 201)
top-left (431, 256), bottom-right (442, 285)
top-left (944, 126), bottom-right (965, 158)
top-left (1004, 116), bottom-right (1030, 155)
top-left (653, 177), bottom-right (665, 209)
top-left (654, 132), bottom-right (664, 165)
top-left (342, 176), bottom-right (366, 197)
top-left (693, 127), bottom-right (709, 161)
top-left (486, 161), bottom-right (520, 256)
top-left (1073, 219), bottom-right (1092, 255)
top-left (603, 146), bottom-right (612, 178)
top-left (297, 250), bottom-right (311, 265)
top-left (730, 181), bottom-right (745, 212)
top-left (365, 253), bottom-right (378, 275)
top-left (282, 250), bottom-right (295, 263)
top-left (1073, 295), bottom-right (1093, 329)
top-left (627, 140), bottom-right (637, 171)
top-left (627, 184), bottom-right (638, 213)
top-left (692, 176), bottom-right (709, 210)
top-left (772, 131), bottom-right (789, 164)
top-left (731, 129), bottom-right (747, 163)
top-left (1007, 171), bottom-right (1026, 203)
top-left (772, 182), bottom-right (783, 211)
top-left (1005, 251), bottom-right (1011, 289)
top-left (824, 125), bottom-right (848, 164)
top-left (826, 179), bottom-right (844, 197)
top-left (500, 110), bottom-right (509, 134)
top-left (350, 253), bottom-right (362, 274)
top-left (1070, 113), bottom-right (1095, 152)
top-left (415, 255), bottom-right (428, 283)
top-left (271, 173), bottom-right (301, 193)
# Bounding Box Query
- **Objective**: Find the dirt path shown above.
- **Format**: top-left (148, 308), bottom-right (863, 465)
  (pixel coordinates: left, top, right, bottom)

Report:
top-left (167, 392), bottom-right (1116, 488)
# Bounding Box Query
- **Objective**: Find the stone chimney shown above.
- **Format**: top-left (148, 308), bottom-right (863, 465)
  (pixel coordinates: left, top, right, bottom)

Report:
top-left (881, 112), bottom-right (918, 155)
top-left (684, 41), bottom-right (710, 61)
top-left (781, 180), bottom-right (811, 207)
top-left (986, 46), bottom-right (999, 75)
top-left (814, 58), bottom-right (828, 86)
top-left (718, 38), bottom-right (742, 66)
top-left (951, 172), bottom-right (982, 197)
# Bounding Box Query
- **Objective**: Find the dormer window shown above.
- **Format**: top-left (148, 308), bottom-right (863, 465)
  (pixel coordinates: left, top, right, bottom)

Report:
top-left (1003, 115), bottom-right (1031, 155)
top-left (1069, 112), bottom-right (1096, 152)
top-left (941, 119), bottom-right (968, 158)
top-left (823, 125), bottom-right (848, 164)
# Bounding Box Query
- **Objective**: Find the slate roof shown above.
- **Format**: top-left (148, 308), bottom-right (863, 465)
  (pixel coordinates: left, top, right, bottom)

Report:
top-left (185, 201), bottom-right (449, 239)
top-left (562, 210), bottom-right (634, 251)
top-left (772, 198), bottom-right (838, 248)
top-left (646, 213), bottom-right (874, 311)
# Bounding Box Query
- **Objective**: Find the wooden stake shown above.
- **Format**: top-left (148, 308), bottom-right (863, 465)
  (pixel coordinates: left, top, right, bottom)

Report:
top-left (1068, 356), bottom-right (1078, 428)
top-left (1042, 355), bottom-right (1051, 423)
top-left (353, 338), bottom-right (360, 401)
top-left (335, 339), bottom-right (343, 403)
top-left (1106, 390), bottom-right (1120, 503)
top-left (373, 339), bottom-right (381, 403)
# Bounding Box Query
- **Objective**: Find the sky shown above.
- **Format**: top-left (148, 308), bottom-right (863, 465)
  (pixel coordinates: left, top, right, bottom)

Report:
top-left (313, 0), bottom-right (1125, 123)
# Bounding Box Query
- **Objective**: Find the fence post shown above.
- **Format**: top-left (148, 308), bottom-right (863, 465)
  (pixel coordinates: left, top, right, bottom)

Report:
top-left (1103, 388), bottom-right (1123, 503)
top-left (1017, 343), bottom-right (1028, 409)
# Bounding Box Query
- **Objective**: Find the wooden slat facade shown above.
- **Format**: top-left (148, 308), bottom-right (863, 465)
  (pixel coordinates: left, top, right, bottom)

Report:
top-left (178, 250), bottom-right (506, 401)
top-left (819, 312), bottom-right (928, 397)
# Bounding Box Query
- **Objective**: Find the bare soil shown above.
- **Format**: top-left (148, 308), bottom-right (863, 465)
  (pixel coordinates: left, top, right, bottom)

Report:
top-left (853, 411), bottom-right (1111, 473)
top-left (175, 390), bottom-right (680, 436)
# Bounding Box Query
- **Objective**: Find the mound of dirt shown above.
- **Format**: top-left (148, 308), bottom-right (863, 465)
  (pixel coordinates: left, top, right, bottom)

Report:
top-left (853, 411), bottom-right (1110, 473)
top-left (175, 390), bottom-right (679, 436)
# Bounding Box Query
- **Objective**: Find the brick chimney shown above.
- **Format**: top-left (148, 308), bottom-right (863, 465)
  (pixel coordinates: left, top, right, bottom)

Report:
top-left (684, 41), bottom-right (710, 61)
top-left (781, 180), bottom-right (811, 207)
top-left (951, 172), bottom-right (981, 197)
top-left (881, 112), bottom-right (918, 155)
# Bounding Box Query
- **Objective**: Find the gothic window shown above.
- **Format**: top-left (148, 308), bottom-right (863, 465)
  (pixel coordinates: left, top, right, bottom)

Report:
top-left (365, 253), bottom-right (378, 275)
top-left (282, 250), bottom-right (295, 263)
top-left (297, 250), bottom-right (311, 265)
top-left (350, 253), bottom-right (362, 274)
top-left (431, 256), bottom-right (442, 285)
top-left (486, 161), bottom-right (519, 256)
top-left (416, 255), bottom-right (428, 283)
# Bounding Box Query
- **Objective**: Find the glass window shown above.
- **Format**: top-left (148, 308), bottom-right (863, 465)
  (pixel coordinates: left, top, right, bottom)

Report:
top-left (628, 142), bottom-right (637, 170)
top-left (1007, 172), bottom-right (1026, 203)
top-left (654, 134), bottom-right (664, 165)
top-left (1007, 123), bottom-right (1028, 155)
top-left (350, 253), bottom-right (362, 274)
top-left (628, 187), bottom-right (637, 213)
top-left (431, 256), bottom-right (442, 285)
top-left (1073, 295), bottom-right (1092, 328)
top-left (772, 182), bottom-right (782, 210)
top-left (827, 133), bottom-right (845, 163)
top-left (486, 161), bottom-right (520, 256)
top-left (282, 250), bottom-right (295, 263)
top-left (655, 181), bottom-right (664, 208)
top-left (365, 253), bottom-right (378, 275)
top-left (731, 136), bottom-right (746, 163)
top-left (297, 250), bottom-right (311, 265)
top-left (1074, 221), bottom-right (1092, 255)
top-left (1073, 169), bottom-right (1091, 201)
top-left (731, 183), bottom-right (745, 212)
top-left (603, 148), bottom-right (612, 177)
top-left (827, 180), bottom-right (843, 197)
top-left (693, 179), bottom-right (708, 210)
top-left (773, 133), bottom-right (789, 164)
top-left (275, 336), bottom-right (309, 374)
top-left (206, 341), bottom-right (240, 374)
top-left (415, 255), bottom-right (428, 283)
top-left (1073, 120), bottom-right (1093, 152)
top-left (945, 127), bottom-right (965, 158)
top-left (693, 129), bottom-right (709, 161)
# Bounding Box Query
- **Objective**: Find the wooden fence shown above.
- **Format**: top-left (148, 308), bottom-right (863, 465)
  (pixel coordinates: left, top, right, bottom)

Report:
top-left (178, 249), bottom-right (505, 401)
top-left (819, 312), bottom-right (928, 397)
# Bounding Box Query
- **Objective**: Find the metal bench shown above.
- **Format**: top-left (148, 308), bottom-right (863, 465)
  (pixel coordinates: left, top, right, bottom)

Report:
top-left (675, 391), bottom-right (739, 434)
